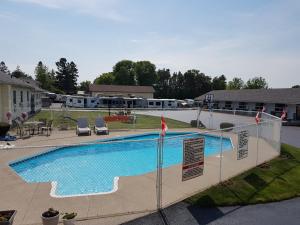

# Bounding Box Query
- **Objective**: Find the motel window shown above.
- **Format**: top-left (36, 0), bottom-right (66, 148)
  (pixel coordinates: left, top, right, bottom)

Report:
top-left (69, 99), bottom-right (73, 102)
top-left (13, 90), bottom-right (17, 104)
top-left (238, 102), bottom-right (247, 110)
top-left (168, 103), bottom-right (172, 106)
top-left (20, 91), bottom-right (23, 103)
top-left (255, 103), bottom-right (264, 111)
top-left (103, 99), bottom-right (107, 104)
top-left (213, 101), bottom-right (219, 109)
top-left (78, 100), bottom-right (82, 103)
top-left (275, 104), bottom-right (286, 112)
top-left (225, 101), bottom-right (232, 109)
top-left (149, 102), bottom-right (154, 106)
top-left (91, 100), bottom-right (95, 103)
top-left (156, 102), bottom-right (161, 106)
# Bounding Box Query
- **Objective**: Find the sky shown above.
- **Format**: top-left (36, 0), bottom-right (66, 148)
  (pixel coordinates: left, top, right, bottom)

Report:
top-left (0, 0), bottom-right (299, 88)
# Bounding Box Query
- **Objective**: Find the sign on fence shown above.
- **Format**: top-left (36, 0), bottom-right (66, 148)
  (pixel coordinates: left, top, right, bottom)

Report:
top-left (182, 137), bottom-right (205, 181)
top-left (237, 130), bottom-right (249, 160)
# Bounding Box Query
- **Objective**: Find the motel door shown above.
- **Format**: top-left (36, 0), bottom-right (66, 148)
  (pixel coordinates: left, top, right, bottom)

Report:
top-left (297, 105), bottom-right (300, 120)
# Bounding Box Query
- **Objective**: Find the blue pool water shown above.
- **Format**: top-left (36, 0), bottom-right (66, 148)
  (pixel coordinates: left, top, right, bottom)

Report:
top-left (10, 132), bottom-right (232, 197)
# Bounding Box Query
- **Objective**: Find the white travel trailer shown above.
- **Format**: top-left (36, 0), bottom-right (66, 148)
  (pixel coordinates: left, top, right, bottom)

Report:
top-left (147, 99), bottom-right (177, 109)
top-left (66, 96), bottom-right (99, 108)
top-left (66, 96), bottom-right (85, 108)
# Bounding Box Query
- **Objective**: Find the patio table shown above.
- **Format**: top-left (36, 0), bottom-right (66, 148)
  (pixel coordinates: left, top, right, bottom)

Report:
top-left (23, 121), bottom-right (44, 135)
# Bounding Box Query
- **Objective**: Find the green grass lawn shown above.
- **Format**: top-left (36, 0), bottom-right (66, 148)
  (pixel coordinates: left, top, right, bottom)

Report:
top-left (186, 144), bottom-right (300, 206)
top-left (30, 110), bottom-right (191, 130)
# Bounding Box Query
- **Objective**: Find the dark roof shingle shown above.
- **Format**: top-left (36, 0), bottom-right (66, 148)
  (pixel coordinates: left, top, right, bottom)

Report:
top-left (89, 84), bottom-right (155, 93)
top-left (195, 88), bottom-right (300, 105)
top-left (0, 71), bottom-right (44, 92)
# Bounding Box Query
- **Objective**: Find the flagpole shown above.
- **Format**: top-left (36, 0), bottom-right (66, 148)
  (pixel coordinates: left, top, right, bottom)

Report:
top-left (156, 115), bottom-right (169, 225)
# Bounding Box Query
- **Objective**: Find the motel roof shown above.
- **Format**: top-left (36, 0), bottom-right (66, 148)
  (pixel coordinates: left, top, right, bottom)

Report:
top-left (195, 88), bottom-right (300, 105)
top-left (89, 84), bottom-right (155, 94)
top-left (0, 71), bottom-right (44, 92)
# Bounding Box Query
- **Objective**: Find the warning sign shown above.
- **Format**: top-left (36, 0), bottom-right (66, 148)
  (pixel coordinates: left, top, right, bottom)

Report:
top-left (237, 130), bottom-right (249, 160)
top-left (182, 137), bottom-right (205, 181)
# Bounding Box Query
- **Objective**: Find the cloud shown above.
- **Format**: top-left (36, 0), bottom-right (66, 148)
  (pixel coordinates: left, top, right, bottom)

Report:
top-left (0, 11), bottom-right (18, 20)
top-left (10, 0), bottom-right (127, 22)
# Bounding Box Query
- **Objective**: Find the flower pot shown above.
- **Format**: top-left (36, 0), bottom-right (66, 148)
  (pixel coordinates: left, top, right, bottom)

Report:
top-left (0, 210), bottom-right (17, 225)
top-left (41, 214), bottom-right (59, 225)
top-left (63, 219), bottom-right (76, 225)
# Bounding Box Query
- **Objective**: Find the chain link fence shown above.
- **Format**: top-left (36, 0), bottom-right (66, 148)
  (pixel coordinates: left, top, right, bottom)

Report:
top-left (0, 108), bottom-right (282, 225)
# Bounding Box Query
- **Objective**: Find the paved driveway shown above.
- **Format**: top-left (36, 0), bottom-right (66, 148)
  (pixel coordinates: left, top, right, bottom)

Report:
top-left (281, 126), bottom-right (300, 147)
top-left (124, 197), bottom-right (300, 225)
top-left (137, 110), bottom-right (300, 147)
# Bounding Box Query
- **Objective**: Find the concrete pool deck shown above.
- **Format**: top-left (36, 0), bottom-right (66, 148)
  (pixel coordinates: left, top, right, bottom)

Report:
top-left (0, 128), bottom-right (279, 225)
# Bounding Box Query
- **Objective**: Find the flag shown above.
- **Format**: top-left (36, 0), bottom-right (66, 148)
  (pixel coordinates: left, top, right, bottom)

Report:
top-left (255, 111), bottom-right (260, 124)
top-left (161, 116), bottom-right (168, 136)
top-left (281, 109), bottom-right (287, 120)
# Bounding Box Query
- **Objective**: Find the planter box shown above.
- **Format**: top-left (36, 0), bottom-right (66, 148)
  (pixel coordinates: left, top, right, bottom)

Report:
top-left (0, 123), bottom-right (10, 136)
top-left (0, 210), bottom-right (17, 225)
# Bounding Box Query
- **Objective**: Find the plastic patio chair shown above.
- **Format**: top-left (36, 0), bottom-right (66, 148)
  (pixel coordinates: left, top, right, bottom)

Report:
top-left (94, 117), bottom-right (109, 135)
top-left (76, 118), bottom-right (91, 136)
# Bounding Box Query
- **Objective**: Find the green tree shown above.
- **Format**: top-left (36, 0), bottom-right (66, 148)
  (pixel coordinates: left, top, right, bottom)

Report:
top-left (55, 58), bottom-right (79, 94)
top-left (35, 61), bottom-right (52, 90)
top-left (182, 70), bottom-right (212, 99)
top-left (135, 61), bottom-right (157, 86)
top-left (94, 72), bottom-right (115, 85)
top-left (194, 72), bottom-right (212, 97)
top-left (292, 85), bottom-right (300, 88)
top-left (78, 80), bottom-right (91, 93)
top-left (113, 60), bottom-right (136, 85)
top-left (227, 77), bottom-right (244, 90)
top-left (155, 69), bottom-right (171, 98)
top-left (212, 75), bottom-right (227, 90)
top-left (11, 66), bottom-right (30, 79)
top-left (244, 76), bottom-right (268, 89)
top-left (0, 61), bottom-right (10, 74)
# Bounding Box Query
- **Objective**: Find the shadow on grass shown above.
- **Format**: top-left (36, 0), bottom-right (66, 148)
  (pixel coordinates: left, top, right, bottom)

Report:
top-left (187, 196), bottom-right (225, 225)
top-left (187, 157), bottom-right (299, 224)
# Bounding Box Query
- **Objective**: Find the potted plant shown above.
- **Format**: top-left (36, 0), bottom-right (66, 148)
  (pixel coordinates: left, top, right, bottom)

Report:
top-left (0, 210), bottom-right (17, 225)
top-left (41, 208), bottom-right (59, 225)
top-left (62, 212), bottom-right (77, 225)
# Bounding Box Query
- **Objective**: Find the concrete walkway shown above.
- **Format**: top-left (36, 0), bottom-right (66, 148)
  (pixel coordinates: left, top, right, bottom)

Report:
top-left (124, 197), bottom-right (300, 225)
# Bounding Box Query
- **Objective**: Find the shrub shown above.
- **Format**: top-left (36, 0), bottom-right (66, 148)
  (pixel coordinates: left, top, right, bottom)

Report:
top-left (62, 212), bottom-right (77, 220)
top-left (190, 120), bottom-right (206, 128)
top-left (220, 122), bottom-right (234, 131)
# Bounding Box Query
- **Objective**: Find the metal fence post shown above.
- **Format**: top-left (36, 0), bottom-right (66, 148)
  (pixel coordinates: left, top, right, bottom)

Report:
top-left (256, 123), bottom-right (260, 166)
top-left (219, 131), bottom-right (224, 183)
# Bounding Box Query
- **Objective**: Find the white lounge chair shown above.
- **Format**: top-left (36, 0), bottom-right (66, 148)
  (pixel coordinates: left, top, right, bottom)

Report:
top-left (76, 118), bottom-right (91, 136)
top-left (94, 117), bottom-right (109, 135)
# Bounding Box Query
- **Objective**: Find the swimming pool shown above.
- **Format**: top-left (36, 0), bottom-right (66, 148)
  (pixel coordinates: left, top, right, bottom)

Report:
top-left (10, 132), bottom-right (233, 197)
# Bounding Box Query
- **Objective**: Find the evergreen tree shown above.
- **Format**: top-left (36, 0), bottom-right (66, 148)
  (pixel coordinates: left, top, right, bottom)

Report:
top-left (35, 61), bottom-right (50, 90)
top-left (0, 61), bottom-right (10, 74)
top-left (55, 58), bottom-right (79, 94)
top-left (155, 69), bottom-right (171, 98)
top-left (11, 66), bottom-right (29, 78)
